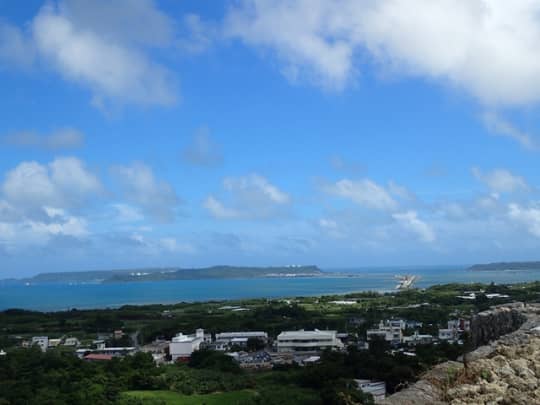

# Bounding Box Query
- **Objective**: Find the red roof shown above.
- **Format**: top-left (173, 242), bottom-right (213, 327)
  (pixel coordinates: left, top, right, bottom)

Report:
top-left (84, 353), bottom-right (113, 361)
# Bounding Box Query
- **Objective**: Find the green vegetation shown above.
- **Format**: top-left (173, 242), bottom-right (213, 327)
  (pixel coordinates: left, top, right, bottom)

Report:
top-left (468, 261), bottom-right (540, 271)
top-left (122, 390), bottom-right (256, 405)
top-left (1, 281), bottom-right (539, 404)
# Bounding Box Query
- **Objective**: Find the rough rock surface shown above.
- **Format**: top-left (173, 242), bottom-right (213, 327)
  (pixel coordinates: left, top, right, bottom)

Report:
top-left (381, 303), bottom-right (540, 405)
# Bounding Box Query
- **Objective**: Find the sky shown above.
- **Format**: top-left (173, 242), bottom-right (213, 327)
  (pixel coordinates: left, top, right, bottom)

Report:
top-left (2, 0), bottom-right (540, 277)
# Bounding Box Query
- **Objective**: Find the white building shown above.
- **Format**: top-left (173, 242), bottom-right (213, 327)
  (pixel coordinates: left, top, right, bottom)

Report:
top-left (215, 331), bottom-right (268, 349)
top-left (355, 379), bottom-right (386, 402)
top-left (169, 329), bottom-right (204, 361)
top-left (64, 337), bottom-right (80, 347)
top-left (48, 338), bottom-right (62, 348)
top-left (31, 336), bottom-right (49, 352)
top-left (402, 331), bottom-right (433, 346)
top-left (366, 320), bottom-right (404, 344)
top-left (438, 328), bottom-right (457, 341)
top-left (276, 330), bottom-right (344, 353)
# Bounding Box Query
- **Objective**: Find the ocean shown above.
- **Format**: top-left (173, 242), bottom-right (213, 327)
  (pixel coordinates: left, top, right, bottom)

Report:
top-left (1, 266), bottom-right (540, 311)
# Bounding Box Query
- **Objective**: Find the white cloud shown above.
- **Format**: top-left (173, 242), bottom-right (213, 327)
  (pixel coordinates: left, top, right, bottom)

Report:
top-left (3, 128), bottom-right (84, 150)
top-left (31, 2), bottom-right (176, 107)
top-left (204, 174), bottom-right (290, 219)
top-left (112, 162), bottom-right (180, 223)
top-left (472, 167), bottom-right (529, 193)
top-left (111, 203), bottom-right (144, 223)
top-left (181, 127), bottom-right (223, 167)
top-left (0, 20), bottom-right (35, 68)
top-left (159, 237), bottom-right (196, 254)
top-left (508, 203), bottom-right (540, 237)
top-left (388, 180), bottom-right (415, 201)
top-left (318, 218), bottom-right (345, 239)
top-left (2, 157), bottom-right (101, 212)
top-left (0, 209), bottom-right (88, 252)
top-left (481, 112), bottom-right (536, 150)
top-left (225, 0), bottom-right (540, 106)
top-left (323, 178), bottom-right (397, 210)
top-left (125, 233), bottom-right (196, 255)
top-left (392, 210), bottom-right (436, 243)
top-left (204, 196), bottom-right (241, 219)
top-left (58, 0), bottom-right (175, 48)
top-left (177, 14), bottom-right (217, 53)
top-left (223, 174), bottom-right (290, 204)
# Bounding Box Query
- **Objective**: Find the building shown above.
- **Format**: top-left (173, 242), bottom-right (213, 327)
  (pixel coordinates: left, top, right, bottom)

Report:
top-left (402, 331), bottom-right (433, 346)
top-left (228, 351), bottom-right (273, 370)
top-left (438, 328), bottom-right (457, 341)
top-left (276, 329), bottom-right (344, 353)
top-left (31, 336), bottom-right (49, 352)
top-left (113, 330), bottom-right (124, 340)
top-left (405, 320), bottom-right (424, 329)
top-left (214, 331), bottom-right (268, 350)
top-left (141, 340), bottom-right (170, 364)
top-left (447, 319), bottom-right (471, 332)
top-left (76, 346), bottom-right (136, 358)
top-left (48, 338), bottom-right (62, 348)
top-left (366, 320), bottom-right (404, 344)
top-left (169, 329), bottom-right (204, 361)
top-left (84, 353), bottom-right (113, 361)
top-left (95, 347), bottom-right (136, 356)
top-left (355, 379), bottom-right (386, 402)
top-left (64, 337), bottom-right (80, 347)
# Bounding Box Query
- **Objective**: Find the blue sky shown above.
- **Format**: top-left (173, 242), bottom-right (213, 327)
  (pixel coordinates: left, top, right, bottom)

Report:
top-left (2, 0), bottom-right (540, 277)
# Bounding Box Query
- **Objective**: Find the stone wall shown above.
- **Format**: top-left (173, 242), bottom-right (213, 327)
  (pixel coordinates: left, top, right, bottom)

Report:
top-left (381, 303), bottom-right (538, 405)
top-left (469, 303), bottom-right (527, 348)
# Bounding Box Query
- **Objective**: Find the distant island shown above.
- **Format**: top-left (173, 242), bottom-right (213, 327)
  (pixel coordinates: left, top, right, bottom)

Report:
top-left (468, 261), bottom-right (540, 271)
top-left (18, 265), bottom-right (324, 284)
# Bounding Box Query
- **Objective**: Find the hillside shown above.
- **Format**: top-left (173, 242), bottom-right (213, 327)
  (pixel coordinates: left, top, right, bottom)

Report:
top-left (105, 265), bottom-right (323, 282)
top-left (19, 265), bottom-right (323, 284)
top-left (468, 261), bottom-right (540, 271)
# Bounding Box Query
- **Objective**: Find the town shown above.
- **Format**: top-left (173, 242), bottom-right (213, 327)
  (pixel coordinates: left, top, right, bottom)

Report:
top-left (4, 281), bottom-right (530, 403)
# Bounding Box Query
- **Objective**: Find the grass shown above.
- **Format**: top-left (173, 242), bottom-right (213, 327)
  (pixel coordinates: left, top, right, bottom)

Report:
top-left (122, 389), bottom-right (255, 404)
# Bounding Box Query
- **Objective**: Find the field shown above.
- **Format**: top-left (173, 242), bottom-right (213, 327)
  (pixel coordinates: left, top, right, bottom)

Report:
top-left (122, 389), bottom-right (255, 404)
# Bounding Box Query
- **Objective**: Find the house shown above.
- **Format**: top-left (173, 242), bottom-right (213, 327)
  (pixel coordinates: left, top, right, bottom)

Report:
top-left (84, 353), bottom-right (113, 361)
top-left (95, 347), bottom-right (136, 356)
top-left (355, 379), bottom-right (386, 402)
top-left (76, 346), bottom-right (136, 358)
top-left (113, 330), bottom-right (124, 340)
top-left (215, 331), bottom-right (268, 349)
top-left (31, 336), bottom-right (49, 352)
top-left (276, 329), bottom-right (344, 353)
top-left (402, 331), bottom-right (433, 346)
top-left (93, 339), bottom-right (106, 350)
top-left (0, 350), bottom-right (6, 356)
top-left (169, 329), bottom-right (204, 361)
top-left (48, 338), bottom-right (62, 348)
top-left (438, 328), bottom-right (457, 341)
top-left (447, 319), bottom-right (471, 332)
top-left (366, 320), bottom-right (404, 344)
top-left (405, 320), bottom-right (424, 329)
top-left (228, 351), bottom-right (273, 369)
top-left (486, 293), bottom-right (510, 299)
top-left (64, 337), bottom-right (80, 347)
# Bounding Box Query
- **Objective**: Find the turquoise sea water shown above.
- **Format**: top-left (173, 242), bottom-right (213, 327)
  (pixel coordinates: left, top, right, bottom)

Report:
top-left (1, 266), bottom-right (540, 311)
